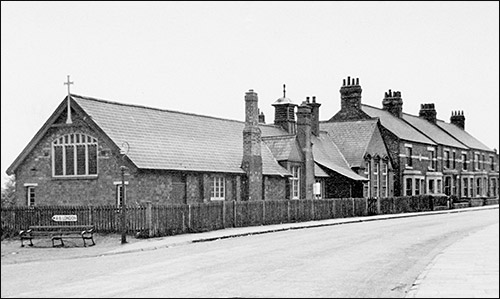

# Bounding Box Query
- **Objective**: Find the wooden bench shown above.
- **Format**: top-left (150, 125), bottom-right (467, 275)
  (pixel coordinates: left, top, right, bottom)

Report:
top-left (19, 225), bottom-right (95, 247)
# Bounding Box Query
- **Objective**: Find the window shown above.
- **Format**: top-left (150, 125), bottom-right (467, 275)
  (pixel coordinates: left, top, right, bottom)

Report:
top-left (437, 179), bottom-right (442, 194)
top-left (428, 179), bottom-right (435, 194)
top-left (444, 176), bottom-right (452, 196)
top-left (444, 150), bottom-right (450, 169)
top-left (428, 149), bottom-right (436, 170)
top-left (483, 178), bottom-right (488, 196)
top-left (382, 162), bottom-right (388, 197)
top-left (52, 133), bottom-right (98, 177)
top-left (373, 162), bottom-right (379, 198)
top-left (476, 178), bottom-right (481, 197)
top-left (452, 152), bottom-right (456, 169)
top-left (474, 153), bottom-right (479, 170)
top-left (420, 179), bottom-right (425, 195)
top-left (491, 156), bottom-right (495, 171)
top-left (364, 161), bottom-right (371, 198)
top-left (462, 153), bottom-right (468, 170)
top-left (27, 186), bottom-right (35, 206)
top-left (463, 178), bottom-right (469, 197)
top-left (290, 166), bottom-right (300, 199)
top-left (491, 178), bottom-right (497, 197)
top-left (482, 154), bottom-right (485, 170)
top-left (415, 179), bottom-right (420, 196)
top-left (210, 176), bottom-right (225, 200)
top-left (405, 146), bottom-right (413, 168)
top-left (405, 178), bottom-right (412, 196)
top-left (469, 178), bottom-right (474, 197)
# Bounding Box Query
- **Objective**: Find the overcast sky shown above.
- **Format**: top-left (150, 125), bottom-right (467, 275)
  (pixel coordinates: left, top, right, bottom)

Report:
top-left (1, 1), bottom-right (499, 188)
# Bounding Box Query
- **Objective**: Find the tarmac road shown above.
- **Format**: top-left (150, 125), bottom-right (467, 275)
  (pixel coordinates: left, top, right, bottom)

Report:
top-left (1, 207), bottom-right (498, 298)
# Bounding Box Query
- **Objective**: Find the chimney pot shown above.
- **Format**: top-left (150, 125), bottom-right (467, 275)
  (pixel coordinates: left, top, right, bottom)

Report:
top-left (312, 96), bottom-right (316, 103)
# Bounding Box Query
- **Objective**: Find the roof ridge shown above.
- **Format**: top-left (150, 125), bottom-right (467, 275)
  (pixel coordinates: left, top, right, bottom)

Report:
top-left (71, 93), bottom-right (245, 125)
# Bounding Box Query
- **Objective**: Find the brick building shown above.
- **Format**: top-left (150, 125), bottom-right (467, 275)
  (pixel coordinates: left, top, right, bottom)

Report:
top-left (7, 85), bottom-right (367, 206)
top-left (329, 77), bottom-right (499, 199)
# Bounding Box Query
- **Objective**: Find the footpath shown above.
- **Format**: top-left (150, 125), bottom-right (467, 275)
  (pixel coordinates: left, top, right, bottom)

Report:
top-left (100, 204), bottom-right (499, 298)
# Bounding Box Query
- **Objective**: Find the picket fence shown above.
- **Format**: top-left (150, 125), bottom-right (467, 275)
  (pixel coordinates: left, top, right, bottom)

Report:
top-left (1, 195), bottom-right (458, 238)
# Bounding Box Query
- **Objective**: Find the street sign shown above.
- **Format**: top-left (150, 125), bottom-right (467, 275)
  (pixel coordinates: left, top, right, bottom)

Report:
top-left (52, 215), bottom-right (77, 222)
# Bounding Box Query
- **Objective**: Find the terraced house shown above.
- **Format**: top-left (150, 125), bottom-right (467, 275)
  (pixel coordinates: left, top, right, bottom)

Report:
top-left (329, 77), bottom-right (499, 201)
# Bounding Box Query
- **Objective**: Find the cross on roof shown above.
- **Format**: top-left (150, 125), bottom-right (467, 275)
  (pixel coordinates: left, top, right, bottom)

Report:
top-left (64, 75), bottom-right (74, 124)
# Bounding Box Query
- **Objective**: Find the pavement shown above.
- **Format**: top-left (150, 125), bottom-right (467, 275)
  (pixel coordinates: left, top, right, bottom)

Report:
top-left (100, 204), bottom-right (499, 298)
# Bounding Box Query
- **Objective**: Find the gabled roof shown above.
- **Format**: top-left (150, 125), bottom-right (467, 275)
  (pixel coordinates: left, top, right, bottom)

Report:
top-left (262, 135), bottom-right (302, 162)
top-left (361, 104), bottom-right (436, 145)
top-left (436, 120), bottom-right (493, 152)
top-left (312, 132), bottom-right (368, 181)
top-left (8, 94), bottom-right (291, 177)
top-left (319, 119), bottom-right (379, 168)
top-left (402, 114), bottom-right (468, 150)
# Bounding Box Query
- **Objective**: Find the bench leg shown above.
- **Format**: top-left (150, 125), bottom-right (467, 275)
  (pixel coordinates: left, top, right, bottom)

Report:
top-left (20, 237), bottom-right (33, 247)
top-left (82, 236), bottom-right (95, 247)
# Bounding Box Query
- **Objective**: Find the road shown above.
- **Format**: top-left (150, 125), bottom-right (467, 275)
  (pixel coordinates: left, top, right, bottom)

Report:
top-left (1, 209), bottom-right (498, 298)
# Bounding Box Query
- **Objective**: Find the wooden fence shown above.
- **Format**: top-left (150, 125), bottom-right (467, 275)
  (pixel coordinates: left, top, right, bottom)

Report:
top-left (2, 195), bottom-right (491, 239)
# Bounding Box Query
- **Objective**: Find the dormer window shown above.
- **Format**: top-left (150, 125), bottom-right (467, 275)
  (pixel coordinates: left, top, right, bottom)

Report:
top-left (52, 133), bottom-right (98, 177)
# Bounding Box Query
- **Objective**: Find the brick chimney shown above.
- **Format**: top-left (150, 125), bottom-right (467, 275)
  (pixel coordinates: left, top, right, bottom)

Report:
top-left (329, 76), bottom-right (370, 121)
top-left (419, 103), bottom-right (437, 124)
top-left (241, 89), bottom-right (262, 201)
top-left (258, 109), bottom-right (266, 124)
top-left (272, 84), bottom-right (297, 134)
top-left (296, 101), bottom-right (315, 200)
top-left (307, 96), bottom-right (321, 136)
top-left (382, 89), bottom-right (403, 118)
top-left (450, 110), bottom-right (465, 130)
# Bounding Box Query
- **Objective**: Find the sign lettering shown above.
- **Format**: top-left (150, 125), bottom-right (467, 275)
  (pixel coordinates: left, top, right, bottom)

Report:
top-left (52, 215), bottom-right (77, 222)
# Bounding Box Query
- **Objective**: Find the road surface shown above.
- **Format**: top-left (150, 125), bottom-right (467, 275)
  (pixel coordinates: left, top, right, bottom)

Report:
top-left (1, 209), bottom-right (498, 297)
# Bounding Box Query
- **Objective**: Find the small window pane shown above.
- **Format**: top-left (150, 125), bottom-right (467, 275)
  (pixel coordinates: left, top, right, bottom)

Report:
top-left (65, 145), bottom-right (75, 175)
top-left (77, 145), bottom-right (86, 175)
top-left (88, 144), bottom-right (97, 175)
top-left (54, 146), bottom-right (63, 176)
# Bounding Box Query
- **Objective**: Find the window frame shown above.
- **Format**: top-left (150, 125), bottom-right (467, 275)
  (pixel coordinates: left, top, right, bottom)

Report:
top-left (26, 186), bottom-right (35, 207)
top-left (291, 166), bottom-right (300, 199)
top-left (52, 133), bottom-right (98, 178)
top-left (210, 175), bottom-right (226, 201)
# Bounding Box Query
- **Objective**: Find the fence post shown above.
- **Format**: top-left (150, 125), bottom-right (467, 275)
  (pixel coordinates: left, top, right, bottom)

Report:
top-left (222, 201), bottom-right (226, 228)
top-left (145, 201), bottom-right (153, 237)
top-left (188, 204), bottom-right (192, 231)
top-left (88, 206), bottom-right (93, 225)
top-left (262, 200), bottom-right (266, 225)
top-left (377, 197), bottom-right (381, 214)
top-left (352, 198), bottom-right (355, 217)
top-left (311, 200), bottom-right (315, 220)
top-left (332, 199), bottom-right (336, 218)
top-left (233, 201), bottom-right (237, 227)
top-left (287, 200), bottom-right (291, 223)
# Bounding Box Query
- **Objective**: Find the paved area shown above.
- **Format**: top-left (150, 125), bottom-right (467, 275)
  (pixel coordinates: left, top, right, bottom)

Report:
top-left (100, 205), bottom-right (499, 298)
top-left (406, 221), bottom-right (499, 298)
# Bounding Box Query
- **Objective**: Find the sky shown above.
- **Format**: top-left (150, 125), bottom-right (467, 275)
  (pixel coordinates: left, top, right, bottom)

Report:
top-left (1, 1), bottom-right (499, 188)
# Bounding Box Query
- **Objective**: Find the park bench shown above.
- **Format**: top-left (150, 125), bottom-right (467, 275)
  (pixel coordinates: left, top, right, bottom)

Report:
top-left (19, 225), bottom-right (95, 247)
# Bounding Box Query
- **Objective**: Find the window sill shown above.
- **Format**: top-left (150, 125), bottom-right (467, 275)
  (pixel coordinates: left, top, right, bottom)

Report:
top-left (52, 175), bottom-right (98, 181)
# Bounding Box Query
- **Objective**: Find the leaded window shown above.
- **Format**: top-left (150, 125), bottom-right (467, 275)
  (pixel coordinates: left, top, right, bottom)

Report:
top-left (52, 133), bottom-right (98, 177)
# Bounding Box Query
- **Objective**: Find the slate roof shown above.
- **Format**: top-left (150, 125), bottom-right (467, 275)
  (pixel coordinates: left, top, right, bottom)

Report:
top-left (319, 119), bottom-right (379, 168)
top-left (402, 114), bottom-right (468, 150)
top-left (436, 120), bottom-right (493, 152)
top-left (73, 95), bottom-right (290, 176)
top-left (361, 104), bottom-right (436, 145)
top-left (262, 135), bottom-right (302, 162)
top-left (312, 132), bottom-right (368, 181)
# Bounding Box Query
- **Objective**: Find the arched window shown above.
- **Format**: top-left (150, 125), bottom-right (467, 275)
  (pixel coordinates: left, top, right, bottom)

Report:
top-left (52, 133), bottom-right (98, 177)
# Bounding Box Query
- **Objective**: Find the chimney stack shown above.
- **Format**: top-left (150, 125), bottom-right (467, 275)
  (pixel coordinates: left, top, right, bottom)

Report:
top-left (296, 101), bottom-right (315, 200)
top-left (307, 95), bottom-right (321, 136)
top-left (241, 89), bottom-right (262, 201)
top-left (450, 110), bottom-right (465, 130)
top-left (419, 103), bottom-right (437, 124)
top-left (329, 76), bottom-right (368, 121)
top-left (382, 89), bottom-right (403, 118)
top-left (258, 109), bottom-right (266, 124)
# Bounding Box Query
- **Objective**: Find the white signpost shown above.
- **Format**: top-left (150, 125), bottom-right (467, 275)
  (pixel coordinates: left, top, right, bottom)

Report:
top-left (52, 215), bottom-right (77, 222)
